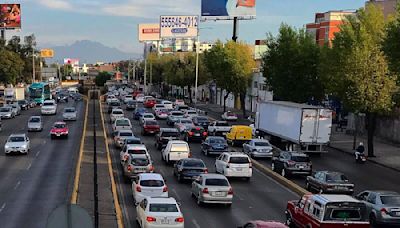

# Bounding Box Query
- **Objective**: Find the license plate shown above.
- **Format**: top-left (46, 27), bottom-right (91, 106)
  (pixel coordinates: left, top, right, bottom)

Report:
top-left (56, 134), bottom-right (60, 136)
top-left (149, 131), bottom-right (154, 133)
top-left (222, 132), bottom-right (227, 135)
top-left (195, 133), bottom-right (200, 136)
top-left (298, 166), bottom-right (304, 169)
top-left (236, 168), bottom-right (242, 171)
top-left (213, 191), bottom-right (225, 197)
top-left (161, 218), bottom-right (169, 224)
top-left (395, 212), bottom-right (400, 216)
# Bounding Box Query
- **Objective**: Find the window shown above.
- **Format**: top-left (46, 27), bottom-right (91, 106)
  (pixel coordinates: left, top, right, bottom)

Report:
top-left (254, 81), bottom-right (258, 89)
top-left (127, 149), bottom-right (146, 155)
top-left (140, 180), bottom-right (164, 187)
top-left (367, 193), bottom-right (377, 204)
top-left (149, 204), bottom-right (178, 212)
top-left (229, 157), bottom-right (250, 164)
top-left (330, 209), bottom-right (361, 221)
top-left (381, 195), bottom-right (400, 205)
top-left (205, 178), bottom-right (229, 186)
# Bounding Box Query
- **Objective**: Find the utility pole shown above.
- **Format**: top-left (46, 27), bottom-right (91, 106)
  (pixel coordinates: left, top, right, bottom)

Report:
top-left (32, 51), bottom-right (36, 82)
top-left (194, 36), bottom-right (199, 107)
top-left (144, 57), bottom-right (147, 95)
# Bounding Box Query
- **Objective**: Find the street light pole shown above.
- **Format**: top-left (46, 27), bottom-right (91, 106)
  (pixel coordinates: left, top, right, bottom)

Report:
top-left (32, 51), bottom-right (36, 82)
top-left (194, 35), bottom-right (200, 107)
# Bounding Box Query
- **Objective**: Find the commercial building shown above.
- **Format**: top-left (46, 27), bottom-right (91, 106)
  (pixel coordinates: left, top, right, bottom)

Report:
top-left (306, 10), bottom-right (355, 46)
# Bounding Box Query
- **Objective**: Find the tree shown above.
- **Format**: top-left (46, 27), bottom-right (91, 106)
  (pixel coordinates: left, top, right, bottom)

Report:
top-left (262, 24), bottom-right (324, 103)
top-left (321, 4), bottom-right (397, 157)
top-left (0, 49), bottom-right (25, 84)
top-left (95, 71), bottom-right (112, 87)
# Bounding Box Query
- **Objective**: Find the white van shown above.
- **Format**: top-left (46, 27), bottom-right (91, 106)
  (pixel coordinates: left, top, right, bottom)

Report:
top-left (162, 140), bottom-right (190, 164)
top-left (112, 118), bottom-right (132, 132)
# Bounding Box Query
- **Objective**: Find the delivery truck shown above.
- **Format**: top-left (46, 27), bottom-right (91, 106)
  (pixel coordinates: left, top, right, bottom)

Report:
top-left (15, 87), bottom-right (25, 101)
top-left (4, 88), bottom-right (14, 103)
top-left (255, 101), bottom-right (332, 153)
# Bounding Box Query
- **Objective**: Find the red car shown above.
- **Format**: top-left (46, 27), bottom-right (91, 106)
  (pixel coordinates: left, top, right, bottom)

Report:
top-left (142, 120), bottom-right (160, 135)
top-left (184, 126), bottom-right (208, 142)
top-left (144, 98), bottom-right (156, 108)
top-left (50, 121), bottom-right (69, 139)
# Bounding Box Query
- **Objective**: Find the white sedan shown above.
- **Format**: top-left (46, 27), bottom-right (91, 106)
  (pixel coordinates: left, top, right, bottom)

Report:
top-left (221, 111), bottom-right (238, 121)
top-left (174, 118), bottom-right (195, 133)
top-left (136, 196), bottom-right (184, 228)
top-left (132, 173), bottom-right (168, 203)
top-left (4, 134), bottom-right (30, 155)
top-left (139, 113), bottom-right (156, 125)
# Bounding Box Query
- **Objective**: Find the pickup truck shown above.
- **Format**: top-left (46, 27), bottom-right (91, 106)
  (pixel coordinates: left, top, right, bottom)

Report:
top-left (207, 120), bottom-right (231, 136)
top-left (285, 194), bottom-right (369, 228)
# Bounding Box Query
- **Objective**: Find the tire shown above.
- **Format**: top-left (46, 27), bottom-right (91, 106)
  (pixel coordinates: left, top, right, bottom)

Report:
top-left (177, 174), bottom-right (183, 183)
top-left (286, 211), bottom-right (295, 228)
top-left (225, 203), bottom-right (232, 208)
top-left (281, 168), bottom-right (286, 177)
top-left (204, 149), bottom-right (208, 156)
top-left (271, 162), bottom-right (276, 172)
top-left (306, 182), bottom-right (311, 191)
top-left (196, 193), bottom-right (202, 206)
top-left (245, 177), bottom-right (250, 182)
top-left (369, 214), bottom-right (377, 228)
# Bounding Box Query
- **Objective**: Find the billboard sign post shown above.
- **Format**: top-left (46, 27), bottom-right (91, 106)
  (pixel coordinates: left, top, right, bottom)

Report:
top-left (160, 15), bottom-right (199, 38)
top-left (138, 24), bottom-right (160, 42)
top-left (0, 4), bottom-right (21, 29)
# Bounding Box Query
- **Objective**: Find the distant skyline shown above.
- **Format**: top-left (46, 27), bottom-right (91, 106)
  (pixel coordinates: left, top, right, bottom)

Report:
top-left (5, 0), bottom-right (367, 55)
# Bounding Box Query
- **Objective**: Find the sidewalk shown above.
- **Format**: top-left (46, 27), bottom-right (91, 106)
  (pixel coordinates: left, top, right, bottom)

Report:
top-left (330, 125), bottom-right (400, 171)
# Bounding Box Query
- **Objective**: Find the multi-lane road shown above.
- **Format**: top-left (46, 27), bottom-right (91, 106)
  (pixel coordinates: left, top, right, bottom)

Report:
top-left (0, 100), bottom-right (85, 228)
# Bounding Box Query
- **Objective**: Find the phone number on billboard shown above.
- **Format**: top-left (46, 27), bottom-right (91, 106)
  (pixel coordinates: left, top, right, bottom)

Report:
top-left (161, 16), bottom-right (198, 28)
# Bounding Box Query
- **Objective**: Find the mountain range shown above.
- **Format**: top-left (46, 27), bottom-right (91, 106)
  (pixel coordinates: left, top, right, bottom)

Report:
top-left (44, 40), bottom-right (141, 64)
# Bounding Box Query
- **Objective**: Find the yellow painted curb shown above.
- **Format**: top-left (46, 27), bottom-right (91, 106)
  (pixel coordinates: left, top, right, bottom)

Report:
top-left (251, 159), bottom-right (309, 196)
top-left (71, 98), bottom-right (89, 204)
top-left (99, 99), bottom-right (124, 228)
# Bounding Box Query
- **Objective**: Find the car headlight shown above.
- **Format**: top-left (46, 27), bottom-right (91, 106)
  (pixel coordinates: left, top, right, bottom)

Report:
top-left (5, 145), bottom-right (10, 149)
top-left (21, 145), bottom-right (27, 149)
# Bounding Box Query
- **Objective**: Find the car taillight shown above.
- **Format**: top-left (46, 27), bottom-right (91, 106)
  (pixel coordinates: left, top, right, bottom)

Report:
top-left (228, 187), bottom-right (234, 195)
top-left (287, 160), bottom-right (296, 166)
top-left (188, 152), bottom-right (192, 158)
top-left (249, 162), bottom-right (252, 168)
top-left (202, 188), bottom-right (209, 194)
top-left (123, 155), bottom-right (128, 161)
top-left (175, 217), bottom-right (184, 223)
top-left (381, 208), bottom-right (389, 215)
top-left (127, 165), bottom-right (133, 172)
top-left (188, 131), bottom-right (194, 136)
top-left (202, 132), bottom-right (208, 136)
top-left (136, 185), bottom-right (141, 192)
top-left (163, 185), bottom-right (168, 192)
top-left (204, 168), bottom-right (208, 173)
top-left (149, 165), bottom-right (154, 171)
top-left (146, 216), bottom-right (156, 222)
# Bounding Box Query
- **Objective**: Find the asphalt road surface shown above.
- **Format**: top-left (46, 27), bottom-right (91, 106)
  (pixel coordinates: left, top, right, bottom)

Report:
top-left (0, 100), bottom-right (85, 228)
top-left (104, 103), bottom-right (299, 228)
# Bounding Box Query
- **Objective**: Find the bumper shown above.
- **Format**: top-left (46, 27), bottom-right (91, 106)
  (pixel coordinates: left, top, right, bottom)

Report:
top-left (51, 133), bottom-right (68, 137)
top-left (207, 149), bottom-right (228, 155)
top-left (0, 115), bottom-right (12, 119)
top-left (200, 194), bottom-right (233, 204)
top-left (124, 170), bottom-right (152, 179)
top-left (250, 151), bottom-right (273, 158)
top-left (187, 136), bottom-right (205, 141)
top-left (323, 188), bottom-right (354, 194)
top-left (144, 129), bottom-right (160, 134)
top-left (28, 127), bottom-right (42, 131)
top-left (143, 222), bottom-right (184, 228)
top-left (286, 168), bottom-right (312, 175)
top-left (377, 217), bottom-right (400, 225)
top-left (5, 148), bottom-right (29, 154)
top-left (63, 116), bottom-right (77, 120)
top-left (224, 169), bottom-right (252, 177)
top-left (41, 110), bottom-right (56, 115)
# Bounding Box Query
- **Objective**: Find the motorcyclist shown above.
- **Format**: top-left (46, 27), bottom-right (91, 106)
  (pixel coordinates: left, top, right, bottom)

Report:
top-left (355, 142), bottom-right (365, 160)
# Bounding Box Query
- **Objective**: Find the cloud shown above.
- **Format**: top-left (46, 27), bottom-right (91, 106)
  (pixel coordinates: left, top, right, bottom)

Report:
top-left (37, 0), bottom-right (72, 10)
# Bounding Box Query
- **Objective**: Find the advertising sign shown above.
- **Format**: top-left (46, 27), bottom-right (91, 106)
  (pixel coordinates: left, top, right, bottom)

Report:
top-left (160, 15), bottom-right (198, 38)
top-left (40, 49), bottom-right (55, 58)
top-left (138, 24), bottom-right (160, 42)
top-left (201, 0), bottom-right (256, 19)
top-left (64, 58), bottom-right (79, 66)
top-left (0, 4), bottom-right (21, 29)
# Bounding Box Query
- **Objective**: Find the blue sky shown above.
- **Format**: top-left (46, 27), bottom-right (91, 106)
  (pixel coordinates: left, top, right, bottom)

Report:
top-left (6, 0), bottom-right (367, 54)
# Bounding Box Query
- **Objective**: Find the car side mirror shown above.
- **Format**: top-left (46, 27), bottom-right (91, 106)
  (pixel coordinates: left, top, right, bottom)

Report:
top-left (177, 202), bottom-right (182, 206)
top-left (134, 202), bottom-right (139, 206)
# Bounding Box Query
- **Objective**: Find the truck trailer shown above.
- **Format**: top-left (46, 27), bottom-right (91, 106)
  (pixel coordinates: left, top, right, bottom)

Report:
top-left (255, 101), bottom-right (332, 153)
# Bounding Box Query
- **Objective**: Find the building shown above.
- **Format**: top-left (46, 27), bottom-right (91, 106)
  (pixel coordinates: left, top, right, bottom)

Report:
top-left (367, 0), bottom-right (398, 17)
top-left (306, 10), bottom-right (355, 46)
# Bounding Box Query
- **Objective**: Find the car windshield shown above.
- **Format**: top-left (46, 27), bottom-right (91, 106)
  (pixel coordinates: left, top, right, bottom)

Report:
top-left (181, 120), bottom-right (192, 124)
top-left (158, 109), bottom-right (168, 113)
top-left (254, 141), bottom-right (271, 147)
top-left (229, 157), bottom-right (249, 164)
top-left (205, 178), bottom-right (229, 186)
top-left (291, 156), bottom-right (310, 162)
top-left (145, 121), bottom-right (158, 125)
top-left (111, 102), bottom-right (120, 106)
top-left (65, 108), bottom-right (75, 113)
top-left (120, 132), bottom-right (133, 137)
top-left (125, 139), bottom-right (141, 144)
top-left (197, 117), bottom-right (208, 122)
top-left (326, 173), bottom-right (349, 182)
top-left (172, 112), bottom-right (183, 116)
top-left (209, 138), bottom-right (225, 144)
top-left (131, 158), bottom-right (149, 166)
top-left (18, 100), bottom-right (26, 104)
top-left (113, 110), bottom-right (123, 114)
top-left (54, 124), bottom-right (66, 128)
top-left (149, 204), bottom-right (178, 212)
top-left (127, 149), bottom-right (146, 154)
top-left (330, 209), bottom-right (361, 220)
top-left (144, 114), bottom-right (153, 118)
top-left (0, 107), bottom-right (11, 112)
top-left (116, 120), bottom-right (130, 126)
top-left (43, 102), bottom-right (54, 106)
top-left (187, 111), bottom-right (197, 114)
top-left (183, 160), bottom-right (205, 168)
top-left (216, 122), bottom-right (229, 126)
top-left (140, 179), bottom-right (164, 187)
top-left (380, 195), bottom-right (400, 204)
top-left (190, 128), bottom-right (204, 133)
top-left (170, 144), bottom-right (189, 152)
top-left (9, 136), bottom-right (25, 142)
top-left (161, 131), bottom-right (179, 137)
top-left (30, 117), bottom-right (41, 122)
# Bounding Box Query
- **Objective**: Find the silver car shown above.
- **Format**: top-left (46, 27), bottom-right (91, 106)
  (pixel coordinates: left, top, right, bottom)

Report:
top-left (191, 173), bottom-right (233, 206)
top-left (63, 107), bottom-right (77, 121)
top-left (122, 154), bottom-right (153, 181)
top-left (10, 103), bottom-right (21, 116)
top-left (356, 190), bottom-right (400, 226)
top-left (28, 116), bottom-right (43, 131)
top-left (242, 139), bottom-right (273, 158)
top-left (0, 106), bottom-right (15, 119)
top-left (4, 134), bottom-right (30, 155)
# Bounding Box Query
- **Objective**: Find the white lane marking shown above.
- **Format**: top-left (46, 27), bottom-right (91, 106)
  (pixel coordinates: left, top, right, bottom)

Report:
top-left (27, 162), bottom-right (32, 170)
top-left (35, 151), bottom-right (41, 157)
top-left (14, 181), bottom-right (21, 190)
top-left (0, 203), bottom-right (6, 213)
top-left (192, 219), bottom-right (201, 228)
top-left (171, 189), bottom-right (181, 201)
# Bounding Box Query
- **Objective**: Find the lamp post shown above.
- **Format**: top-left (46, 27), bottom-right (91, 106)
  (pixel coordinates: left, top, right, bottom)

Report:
top-left (194, 35), bottom-right (200, 107)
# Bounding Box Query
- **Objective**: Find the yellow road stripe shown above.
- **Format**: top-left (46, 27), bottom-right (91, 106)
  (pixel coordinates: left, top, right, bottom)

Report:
top-left (71, 97), bottom-right (89, 204)
top-left (99, 97), bottom-right (124, 228)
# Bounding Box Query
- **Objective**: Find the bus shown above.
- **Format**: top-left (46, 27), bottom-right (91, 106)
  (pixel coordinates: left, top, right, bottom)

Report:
top-left (29, 82), bottom-right (51, 104)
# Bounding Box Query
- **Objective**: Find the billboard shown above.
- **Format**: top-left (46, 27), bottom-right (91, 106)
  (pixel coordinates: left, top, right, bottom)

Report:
top-left (0, 4), bottom-right (21, 29)
top-left (201, 0), bottom-right (256, 19)
top-left (160, 15), bottom-right (198, 38)
top-left (138, 24), bottom-right (160, 42)
top-left (64, 58), bottom-right (79, 66)
top-left (40, 49), bottom-right (55, 58)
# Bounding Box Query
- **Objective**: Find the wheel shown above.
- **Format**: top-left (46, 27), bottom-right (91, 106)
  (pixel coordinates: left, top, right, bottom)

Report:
top-left (196, 193), bottom-right (202, 206)
top-left (281, 168), bottom-right (286, 177)
top-left (245, 177), bottom-right (250, 182)
top-left (225, 203), bottom-right (232, 208)
top-left (306, 182), bottom-right (311, 191)
top-left (286, 211), bottom-right (295, 228)
top-left (184, 135), bottom-right (188, 142)
top-left (177, 174), bottom-right (182, 183)
top-left (271, 163), bottom-right (276, 172)
top-left (204, 149), bottom-right (208, 156)
top-left (369, 214), bottom-right (377, 228)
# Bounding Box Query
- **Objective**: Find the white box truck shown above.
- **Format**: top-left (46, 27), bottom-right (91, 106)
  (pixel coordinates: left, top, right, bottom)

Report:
top-left (255, 101), bottom-right (332, 153)
top-left (14, 87), bottom-right (25, 101)
top-left (4, 88), bottom-right (14, 103)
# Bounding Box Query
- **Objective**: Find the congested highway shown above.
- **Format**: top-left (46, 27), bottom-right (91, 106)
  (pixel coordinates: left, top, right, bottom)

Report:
top-left (0, 97), bottom-right (85, 228)
top-left (103, 93), bottom-right (299, 228)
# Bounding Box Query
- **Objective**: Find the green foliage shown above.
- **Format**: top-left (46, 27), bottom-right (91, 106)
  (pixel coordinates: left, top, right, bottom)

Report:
top-left (95, 71), bottom-right (112, 86)
top-left (262, 24), bottom-right (324, 103)
top-left (0, 49), bottom-right (25, 84)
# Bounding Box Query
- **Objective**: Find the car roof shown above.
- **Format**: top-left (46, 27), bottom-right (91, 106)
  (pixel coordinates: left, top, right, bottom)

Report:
top-left (167, 140), bottom-right (188, 144)
top-left (312, 194), bottom-right (360, 204)
top-left (160, 128), bottom-right (179, 132)
top-left (116, 118), bottom-right (130, 121)
top-left (145, 197), bottom-right (177, 204)
top-left (206, 136), bottom-right (225, 140)
top-left (139, 173), bottom-right (164, 180)
top-left (200, 173), bottom-right (227, 179)
top-left (127, 144), bottom-right (147, 149)
top-left (9, 133), bottom-right (26, 137)
top-left (118, 129), bottom-right (133, 133)
top-left (223, 152), bottom-right (249, 157)
top-left (251, 138), bottom-right (269, 143)
top-left (54, 121), bottom-right (66, 125)
top-left (285, 151), bottom-right (308, 157)
top-left (124, 136), bottom-right (141, 140)
top-left (30, 115), bottom-right (41, 119)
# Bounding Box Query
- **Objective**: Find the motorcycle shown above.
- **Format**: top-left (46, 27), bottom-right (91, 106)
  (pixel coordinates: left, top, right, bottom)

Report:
top-left (355, 151), bottom-right (367, 163)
